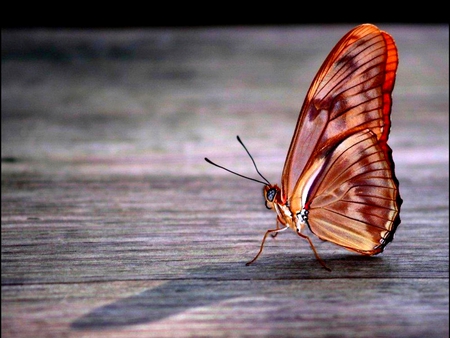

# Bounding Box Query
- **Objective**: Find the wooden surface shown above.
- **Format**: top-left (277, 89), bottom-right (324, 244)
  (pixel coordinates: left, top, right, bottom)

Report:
top-left (2, 25), bottom-right (448, 337)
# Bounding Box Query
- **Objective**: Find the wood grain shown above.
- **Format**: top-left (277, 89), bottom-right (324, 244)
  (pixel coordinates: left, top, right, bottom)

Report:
top-left (2, 25), bottom-right (448, 338)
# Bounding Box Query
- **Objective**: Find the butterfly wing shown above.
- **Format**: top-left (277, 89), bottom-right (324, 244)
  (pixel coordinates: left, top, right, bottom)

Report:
top-left (281, 24), bottom-right (399, 206)
top-left (305, 129), bottom-right (400, 254)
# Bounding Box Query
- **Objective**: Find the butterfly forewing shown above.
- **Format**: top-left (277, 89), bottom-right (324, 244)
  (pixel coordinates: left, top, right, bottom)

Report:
top-left (281, 24), bottom-right (399, 204)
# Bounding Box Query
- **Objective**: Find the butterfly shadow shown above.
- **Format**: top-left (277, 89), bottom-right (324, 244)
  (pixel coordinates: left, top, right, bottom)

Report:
top-left (70, 262), bottom-right (254, 330)
top-left (70, 253), bottom-right (398, 331)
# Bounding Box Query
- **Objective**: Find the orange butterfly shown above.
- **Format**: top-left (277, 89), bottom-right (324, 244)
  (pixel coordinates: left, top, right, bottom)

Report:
top-left (206, 24), bottom-right (402, 271)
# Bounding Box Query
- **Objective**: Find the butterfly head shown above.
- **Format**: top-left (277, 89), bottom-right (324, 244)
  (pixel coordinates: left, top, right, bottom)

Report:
top-left (263, 184), bottom-right (281, 210)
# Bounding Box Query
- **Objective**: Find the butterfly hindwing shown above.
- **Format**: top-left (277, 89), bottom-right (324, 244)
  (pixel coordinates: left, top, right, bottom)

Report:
top-left (306, 129), bottom-right (400, 254)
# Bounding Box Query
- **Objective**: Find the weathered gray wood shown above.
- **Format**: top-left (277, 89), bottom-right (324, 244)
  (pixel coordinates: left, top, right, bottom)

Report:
top-left (2, 25), bottom-right (448, 338)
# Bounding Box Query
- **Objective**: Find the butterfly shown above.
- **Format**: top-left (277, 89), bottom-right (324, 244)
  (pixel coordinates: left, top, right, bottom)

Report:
top-left (205, 24), bottom-right (402, 271)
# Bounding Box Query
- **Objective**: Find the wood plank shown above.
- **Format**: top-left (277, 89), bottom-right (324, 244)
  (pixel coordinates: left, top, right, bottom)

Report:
top-left (2, 279), bottom-right (448, 337)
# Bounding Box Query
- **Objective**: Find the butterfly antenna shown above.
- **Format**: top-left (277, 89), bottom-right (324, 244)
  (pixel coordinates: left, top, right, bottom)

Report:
top-left (236, 136), bottom-right (271, 185)
top-left (204, 158), bottom-right (267, 185)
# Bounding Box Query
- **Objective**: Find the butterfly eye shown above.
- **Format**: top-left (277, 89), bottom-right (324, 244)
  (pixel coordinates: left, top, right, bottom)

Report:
top-left (266, 188), bottom-right (277, 202)
top-left (264, 187), bottom-right (277, 209)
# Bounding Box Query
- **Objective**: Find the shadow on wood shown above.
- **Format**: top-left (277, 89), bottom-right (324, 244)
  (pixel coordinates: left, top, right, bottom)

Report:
top-left (70, 254), bottom-right (398, 330)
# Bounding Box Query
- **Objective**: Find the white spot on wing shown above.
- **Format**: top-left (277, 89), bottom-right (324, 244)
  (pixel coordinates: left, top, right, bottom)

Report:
top-left (301, 163), bottom-right (324, 208)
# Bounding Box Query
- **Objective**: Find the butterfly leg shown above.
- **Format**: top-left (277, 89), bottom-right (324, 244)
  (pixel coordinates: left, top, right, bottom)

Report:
top-left (270, 217), bottom-right (284, 238)
top-left (296, 230), bottom-right (331, 272)
top-left (246, 226), bottom-right (288, 266)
